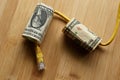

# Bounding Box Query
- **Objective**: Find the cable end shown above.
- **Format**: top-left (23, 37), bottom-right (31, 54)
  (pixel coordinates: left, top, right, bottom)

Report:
top-left (38, 62), bottom-right (45, 70)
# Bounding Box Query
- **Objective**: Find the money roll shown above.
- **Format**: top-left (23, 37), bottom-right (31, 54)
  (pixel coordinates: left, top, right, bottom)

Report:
top-left (22, 3), bottom-right (53, 44)
top-left (63, 18), bottom-right (102, 51)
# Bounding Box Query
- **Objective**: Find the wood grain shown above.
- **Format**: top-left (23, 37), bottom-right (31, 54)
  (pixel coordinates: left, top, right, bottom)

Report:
top-left (0, 0), bottom-right (120, 80)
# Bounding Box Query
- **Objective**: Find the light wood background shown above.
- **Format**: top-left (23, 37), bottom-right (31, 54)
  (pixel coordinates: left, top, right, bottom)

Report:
top-left (0, 0), bottom-right (120, 80)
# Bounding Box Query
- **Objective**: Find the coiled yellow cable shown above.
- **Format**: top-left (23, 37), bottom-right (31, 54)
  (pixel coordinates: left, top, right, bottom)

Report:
top-left (54, 3), bottom-right (120, 46)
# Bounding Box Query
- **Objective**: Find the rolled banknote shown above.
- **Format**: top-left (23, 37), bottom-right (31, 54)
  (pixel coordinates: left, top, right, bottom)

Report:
top-left (22, 3), bottom-right (53, 44)
top-left (63, 18), bottom-right (102, 51)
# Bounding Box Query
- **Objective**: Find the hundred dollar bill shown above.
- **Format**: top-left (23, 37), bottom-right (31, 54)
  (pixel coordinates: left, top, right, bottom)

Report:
top-left (63, 18), bottom-right (102, 51)
top-left (22, 3), bottom-right (53, 44)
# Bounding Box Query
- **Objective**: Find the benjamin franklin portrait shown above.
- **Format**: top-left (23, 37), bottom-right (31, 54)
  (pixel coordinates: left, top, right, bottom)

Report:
top-left (30, 6), bottom-right (47, 28)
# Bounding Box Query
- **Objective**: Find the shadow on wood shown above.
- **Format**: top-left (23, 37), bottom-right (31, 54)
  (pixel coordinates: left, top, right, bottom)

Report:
top-left (62, 35), bottom-right (105, 60)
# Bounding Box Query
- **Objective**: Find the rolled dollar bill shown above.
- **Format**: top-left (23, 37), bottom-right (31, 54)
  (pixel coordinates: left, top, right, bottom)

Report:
top-left (63, 18), bottom-right (102, 51)
top-left (22, 3), bottom-right (53, 44)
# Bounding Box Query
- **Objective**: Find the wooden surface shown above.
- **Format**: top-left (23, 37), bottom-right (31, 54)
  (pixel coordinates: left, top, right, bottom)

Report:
top-left (0, 0), bottom-right (120, 80)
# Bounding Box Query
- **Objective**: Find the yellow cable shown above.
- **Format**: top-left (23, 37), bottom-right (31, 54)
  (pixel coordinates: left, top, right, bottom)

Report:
top-left (54, 4), bottom-right (120, 46)
top-left (100, 3), bottom-right (120, 46)
top-left (54, 10), bottom-right (70, 22)
top-left (35, 44), bottom-right (45, 70)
